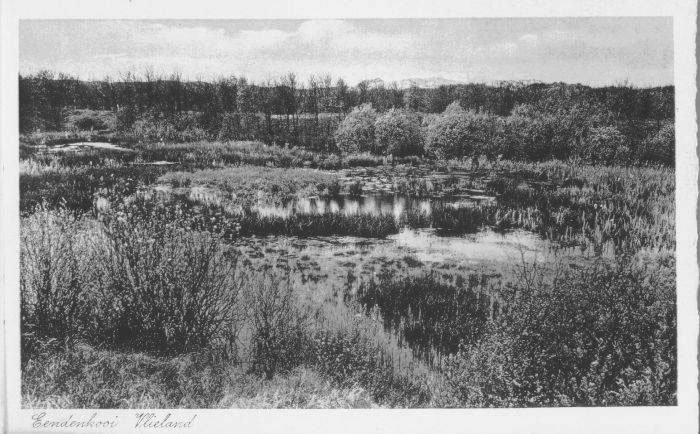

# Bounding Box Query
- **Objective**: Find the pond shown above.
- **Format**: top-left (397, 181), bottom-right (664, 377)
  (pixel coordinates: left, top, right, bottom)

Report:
top-left (389, 227), bottom-right (566, 264)
top-left (47, 141), bottom-right (134, 153)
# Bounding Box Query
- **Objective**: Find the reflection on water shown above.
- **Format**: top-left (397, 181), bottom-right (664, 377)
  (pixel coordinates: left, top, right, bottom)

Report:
top-left (388, 227), bottom-right (612, 263)
top-left (49, 142), bottom-right (134, 153)
top-left (389, 227), bottom-right (557, 264)
top-left (254, 194), bottom-right (492, 219)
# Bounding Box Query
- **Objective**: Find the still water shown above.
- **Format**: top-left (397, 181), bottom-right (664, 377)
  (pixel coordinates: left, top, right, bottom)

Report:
top-left (254, 193), bottom-right (494, 219)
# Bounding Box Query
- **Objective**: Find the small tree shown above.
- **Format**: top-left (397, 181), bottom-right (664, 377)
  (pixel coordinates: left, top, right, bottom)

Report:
top-left (403, 85), bottom-right (427, 112)
top-left (374, 108), bottom-right (423, 156)
top-left (334, 103), bottom-right (378, 154)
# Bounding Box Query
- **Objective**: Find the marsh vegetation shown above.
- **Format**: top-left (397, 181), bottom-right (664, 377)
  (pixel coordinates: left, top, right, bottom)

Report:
top-left (19, 73), bottom-right (676, 408)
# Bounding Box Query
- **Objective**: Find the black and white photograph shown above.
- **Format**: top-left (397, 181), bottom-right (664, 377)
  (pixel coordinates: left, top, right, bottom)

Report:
top-left (1, 1), bottom-right (698, 433)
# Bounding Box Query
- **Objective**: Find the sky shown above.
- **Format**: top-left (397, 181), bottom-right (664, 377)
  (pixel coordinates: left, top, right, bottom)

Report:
top-left (19, 18), bottom-right (673, 86)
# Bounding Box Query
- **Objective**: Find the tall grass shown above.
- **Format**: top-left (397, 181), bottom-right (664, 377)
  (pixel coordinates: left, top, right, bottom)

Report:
top-left (20, 163), bottom-right (168, 214)
top-left (481, 159), bottom-right (675, 254)
top-left (20, 206), bottom-right (89, 361)
top-left (353, 273), bottom-right (493, 364)
top-left (21, 201), bottom-right (245, 360)
top-left (246, 275), bottom-right (309, 379)
top-left (23, 344), bottom-right (233, 408)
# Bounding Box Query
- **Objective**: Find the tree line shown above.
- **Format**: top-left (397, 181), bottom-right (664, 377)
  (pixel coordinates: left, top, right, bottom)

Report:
top-left (19, 71), bottom-right (673, 130)
top-left (19, 71), bottom-right (675, 165)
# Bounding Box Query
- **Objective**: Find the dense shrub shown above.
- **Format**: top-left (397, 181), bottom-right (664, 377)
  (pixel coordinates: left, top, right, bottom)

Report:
top-left (20, 206), bottom-right (91, 361)
top-left (131, 112), bottom-right (209, 142)
top-left (502, 105), bottom-right (555, 160)
top-left (65, 109), bottom-right (114, 132)
top-left (580, 126), bottom-right (631, 165)
top-left (115, 105), bottom-right (138, 132)
top-left (74, 116), bottom-right (107, 131)
top-left (442, 259), bottom-right (676, 406)
top-left (374, 108), bottom-right (423, 156)
top-left (97, 195), bottom-right (244, 355)
top-left (334, 104), bottom-right (377, 154)
top-left (425, 102), bottom-right (501, 160)
top-left (21, 194), bottom-right (247, 361)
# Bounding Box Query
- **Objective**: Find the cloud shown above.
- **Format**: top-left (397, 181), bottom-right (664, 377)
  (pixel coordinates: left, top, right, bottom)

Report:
top-left (297, 20), bottom-right (353, 43)
top-left (125, 20), bottom-right (414, 60)
top-left (19, 18), bottom-right (673, 86)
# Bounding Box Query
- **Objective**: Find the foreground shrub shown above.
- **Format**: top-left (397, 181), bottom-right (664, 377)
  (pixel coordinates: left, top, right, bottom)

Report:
top-left (442, 259), bottom-right (676, 406)
top-left (97, 197), bottom-right (244, 356)
top-left (374, 108), bottom-right (423, 156)
top-left (247, 274), bottom-right (310, 379)
top-left (20, 206), bottom-right (90, 361)
top-left (334, 104), bottom-right (377, 154)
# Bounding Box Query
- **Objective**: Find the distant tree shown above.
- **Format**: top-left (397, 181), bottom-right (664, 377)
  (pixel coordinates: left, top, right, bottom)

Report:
top-left (165, 72), bottom-right (184, 114)
top-left (318, 74), bottom-right (334, 113)
top-left (307, 75), bottom-right (320, 124)
top-left (356, 80), bottom-right (370, 105)
top-left (279, 73), bottom-right (298, 128)
top-left (18, 75), bottom-right (34, 132)
top-left (335, 78), bottom-right (349, 116)
top-left (334, 103), bottom-right (377, 154)
top-left (428, 85), bottom-right (453, 113)
top-left (259, 79), bottom-right (276, 138)
top-left (236, 77), bottom-right (256, 113)
top-left (15, 70), bottom-right (677, 166)
top-left (403, 85), bottom-right (427, 112)
top-left (217, 76), bottom-right (238, 113)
